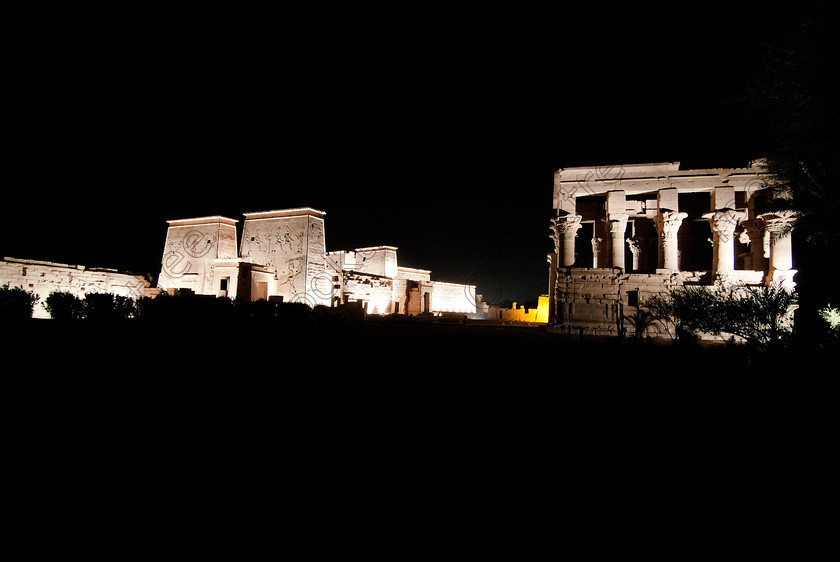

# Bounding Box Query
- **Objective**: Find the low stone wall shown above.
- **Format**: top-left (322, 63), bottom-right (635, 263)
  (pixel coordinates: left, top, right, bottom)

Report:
top-left (1, 257), bottom-right (158, 319)
top-left (552, 268), bottom-right (765, 338)
top-left (430, 281), bottom-right (476, 314)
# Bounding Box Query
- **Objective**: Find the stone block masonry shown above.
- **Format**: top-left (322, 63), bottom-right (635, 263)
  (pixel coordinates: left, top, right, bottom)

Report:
top-left (161, 209), bottom-right (477, 316)
top-left (1, 257), bottom-right (158, 319)
top-left (552, 267), bottom-right (710, 338)
top-left (548, 161), bottom-right (797, 337)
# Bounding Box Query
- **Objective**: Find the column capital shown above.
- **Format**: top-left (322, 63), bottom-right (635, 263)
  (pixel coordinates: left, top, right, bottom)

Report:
top-left (550, 215), bottom-right (582, 249)
top-left (759, 210), bottom-right (797, 233)
top-left (550, 214), bottom-right (583, 234)
top-left (654, 211), bottom-right (687, 271)
top-left (704, 209), bottom-right (746, 276)
top-left (550, 214), bottom-right (583, 268)
top-left (607, 213), bottom-right (629, 238)
top-left (760, 210), bottom-right (797, 289)
top-left (703, 209), bottom-right (746, 239)
top-left (654, 210), bottom-right (687, 239)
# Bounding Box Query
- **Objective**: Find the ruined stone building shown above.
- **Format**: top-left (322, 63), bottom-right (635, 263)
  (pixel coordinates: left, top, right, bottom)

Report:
top-left (159, 208), bottom-right (477, 315)
top-left (0, 257), bottom-right (157, 319)
top-left (548, 161), bottom-right (796, 336)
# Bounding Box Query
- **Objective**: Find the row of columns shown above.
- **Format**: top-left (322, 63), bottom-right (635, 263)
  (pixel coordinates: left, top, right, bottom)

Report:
top-left (550, 187), bottom-right (796, 285)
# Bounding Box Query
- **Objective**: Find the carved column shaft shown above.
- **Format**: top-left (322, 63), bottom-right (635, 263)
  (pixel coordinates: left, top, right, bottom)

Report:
top-left (704, 209), bottom-right (746, 276)
top-left (608, 213), bottom-right (629, 270)
top-left (760, 210), bottom-right (797, 288)
top-left (550, 214), bottom-right (582, 267)
top-left (654, 211), bottom-right (687, 271)
top-left (627, 237), bottom-right (643, 271)
top-left (740, 219), bottom-right (768, 273)
top-left (591, 237), bottom-right (604, 268)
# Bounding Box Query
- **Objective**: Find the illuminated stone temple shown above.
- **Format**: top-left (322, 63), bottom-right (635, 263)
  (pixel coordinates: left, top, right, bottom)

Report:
top-left (548, 161), bottom-right (797, 336)
top-left (159, 208), bottom-right (477, 315)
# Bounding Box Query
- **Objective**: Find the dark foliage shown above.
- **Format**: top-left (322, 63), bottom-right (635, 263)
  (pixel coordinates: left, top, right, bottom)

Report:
top-left (44, 291), bottom-right (83, 320)
top-left (0, 285), bottom-right (39, 320)
top-left (643, 283), bottom-right (797, 349)
top-left (735, 2), bottom-right (840, 340)
top-left (740, 3), bottom-right (840, 246)
top-left (133, 293), bottom-right (319, 326)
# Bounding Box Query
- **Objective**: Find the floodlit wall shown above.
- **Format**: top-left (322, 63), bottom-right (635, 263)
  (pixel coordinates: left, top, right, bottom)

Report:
top-left (159, 216), bottom-right (239, 296)
top-left (552, 268), bottom-right (765, 337)
top-left (239, 209), bottom-right (328, 306)
top-left (1, 257), bottom-right (156, 319)
top-left (430, 281), bottom-right (476, 314)
top-left (396, 267), bottom-right (431, 282)
top-left (352, 247), bottom-right (398, 278)
top-left (494, 296), bottom-right (550, 323)
top-left (341, 272), bottom-right (395, 315)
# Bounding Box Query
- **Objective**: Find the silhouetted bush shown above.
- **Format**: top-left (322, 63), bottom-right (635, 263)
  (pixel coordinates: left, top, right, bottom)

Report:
top-left (275, 301), bottom-right (314, 324)
top-left (644, 282), bottom-right (797, 349)
top-left (234, 299), bottom-right (315, 325)
top-left (83, 293), bottom-right (118, 321)
top-left (45, 291), bottom-right (83, 320)
top-left (134, 293), bottom-right (235, 323)
top-left (0, 284), bottom-right (40, 320)
top-left (36, 290), bottom-right (327, 326)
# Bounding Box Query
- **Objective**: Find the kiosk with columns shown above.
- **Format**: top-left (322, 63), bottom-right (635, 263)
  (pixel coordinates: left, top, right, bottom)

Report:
top-left (548, 161), bottom-right (796, 335)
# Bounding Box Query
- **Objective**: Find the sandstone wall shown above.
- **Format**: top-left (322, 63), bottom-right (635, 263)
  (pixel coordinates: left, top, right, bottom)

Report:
top-left (553, 268), bottom-right (696, 338)
top-left (240, 214), bottom-right (328, 306)
top-left (553, 268), bottom-right (766, 338)
top-left (159, 219), bottom-right (237, 295)
top-left (430, 281), bottom-right (476, 314)
top-left (1, 257), bottom-right (157, 319)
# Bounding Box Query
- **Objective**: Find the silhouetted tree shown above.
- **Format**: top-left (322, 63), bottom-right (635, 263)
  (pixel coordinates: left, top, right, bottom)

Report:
top-left (741, 3), bottom-right (840, 240)
top-left (112, 295), bottom-right (136, 319)
top-left (45, 291), bottom-right (83, 320)
top-left (623, 306), bottom-right (656, 342)
top-left (0, 284), bottom-right (40, 320)
top-left (738, 2), bottom-right (840, 336)
top-left (83, 293), bottom-right (118, 321)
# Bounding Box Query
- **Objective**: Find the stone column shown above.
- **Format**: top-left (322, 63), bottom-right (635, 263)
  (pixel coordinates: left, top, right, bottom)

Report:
top-left (654, 210), bottom-right (687, 271)
top-left (605, 190), bottom-right (627, 270)
top-left (608, 214), bottom-right (629, 270)
top-left (550, 214), bottom-right (583, 267)
top-left (760, 210), bottom-right (797, 289)
top-left (703, 209), bottom-right (746, 277)
top-left (627, 237), bottom-right (643, 271)
top-left (739, 219), bottom-right (767, 273)
top-left (626, 218), bottom-right (650, 272)
top-left (591, 237), bottom-right (605, 268)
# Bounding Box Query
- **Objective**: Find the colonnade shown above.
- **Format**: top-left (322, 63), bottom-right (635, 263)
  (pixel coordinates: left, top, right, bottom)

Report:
top-left (549, 186), bottom-right (796, 286)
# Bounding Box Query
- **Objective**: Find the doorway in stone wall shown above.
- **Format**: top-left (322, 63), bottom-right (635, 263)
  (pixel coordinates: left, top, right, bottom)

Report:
top-left (253, 281), bottom-right (268, 301)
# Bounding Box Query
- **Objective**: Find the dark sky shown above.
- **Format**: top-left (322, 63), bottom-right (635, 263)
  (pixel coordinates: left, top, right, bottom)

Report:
top-left (3, 3), bottom-right (802, 304)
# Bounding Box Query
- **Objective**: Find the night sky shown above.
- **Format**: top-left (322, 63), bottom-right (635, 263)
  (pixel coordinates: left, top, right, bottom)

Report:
top-left (3, 4), bottom-right (797, 304)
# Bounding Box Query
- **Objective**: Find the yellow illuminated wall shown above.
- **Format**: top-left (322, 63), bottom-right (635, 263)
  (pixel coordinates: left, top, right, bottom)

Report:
top-left (498, 295), bottom-right (549, 323)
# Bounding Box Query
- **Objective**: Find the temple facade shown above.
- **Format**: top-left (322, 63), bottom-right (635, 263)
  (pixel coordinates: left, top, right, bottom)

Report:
top-left (548, 161), bottom-right (796, 335)
top-left (158, 208), bottom-right (477, 315)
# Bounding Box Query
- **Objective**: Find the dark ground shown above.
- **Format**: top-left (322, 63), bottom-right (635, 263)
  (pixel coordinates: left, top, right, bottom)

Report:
top-left (3, 318), bottom-right (835, 554)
